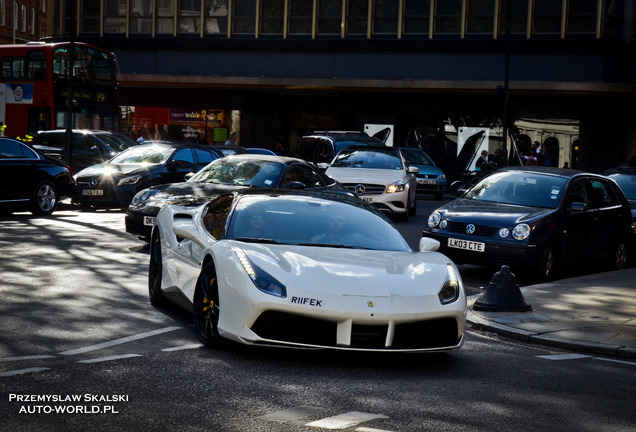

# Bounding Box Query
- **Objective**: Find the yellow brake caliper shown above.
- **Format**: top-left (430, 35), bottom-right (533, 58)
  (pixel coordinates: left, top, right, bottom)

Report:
top-left (203, 277), bottom-right (216, 312)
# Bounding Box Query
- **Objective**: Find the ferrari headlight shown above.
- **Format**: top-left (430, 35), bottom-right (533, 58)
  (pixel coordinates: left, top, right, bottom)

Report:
top-left (438, 264), bottom-right (460, 305)
top-left (117, 175), bottom-right (142, 186)
top-left (428, 211), bottom-right (441, 228)
top-left (386, 180), bottom-right (405, 194)
top-left (236, 250), bottom-right (287, 298)
top-left (512, 223), bottom-right (531, 240)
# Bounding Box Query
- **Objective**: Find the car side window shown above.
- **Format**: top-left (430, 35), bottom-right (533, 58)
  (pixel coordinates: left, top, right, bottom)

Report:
top-left (202, 194), bottom-right (234, 240)
top-left (566, 180), bottom-right (589, 208)
top-left (589, 180), bottom-right (620, 209)
top-left (194, 148), bottom-right (217, 165)
top-left (172, 148), bottom-right (195, 166)
top-left (0, 140), bottom-right (25, 158)
top-left (285, 165), bottom-right (325, 187)
top-left (316, 142), bottom-right (334, 164)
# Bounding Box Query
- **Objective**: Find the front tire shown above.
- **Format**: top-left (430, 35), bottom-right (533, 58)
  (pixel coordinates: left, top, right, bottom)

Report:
top-left (31, 181), bottom-right (58, 215)
top-left (609, 240), bottom-right (628, 271)
top-left (535, 243), bottom-right (557, 283)
top-left (193, 261), bottom-right (223, 348)
top-left (148, 232), bottom-right (166, 306)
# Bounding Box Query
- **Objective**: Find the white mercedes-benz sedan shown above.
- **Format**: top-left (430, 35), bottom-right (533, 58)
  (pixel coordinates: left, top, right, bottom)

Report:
top-left (149, 189), bottom-right (466, 352)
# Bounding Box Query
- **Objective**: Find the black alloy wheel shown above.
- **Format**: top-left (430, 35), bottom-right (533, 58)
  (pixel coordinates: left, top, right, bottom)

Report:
top-left (535, 243), bottom-right (557, 283)
top-left (611, 240), bottom-right (628, 271)
top-left (193, 261), bottom-right (223, 348)
top-left (31, 181), bottom-right (58, 215)
top-left (148, 232), bottom-right (166, 306)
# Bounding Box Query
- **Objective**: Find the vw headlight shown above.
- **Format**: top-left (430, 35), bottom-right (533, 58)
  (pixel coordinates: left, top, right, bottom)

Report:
top-left (512, 223), bottom-right (531, 240)
top-left (438, 264), bottom-right (460, 305)
top-left (117, 175), bottom-right (142, 186)
top-left (236, 250), bottom-right (287, 298)
top-left (428, 211), bottom-right (442, 228)
top-left (386, 180), bottom-right (405, 194)
top-left (131, 188), bottom-right (162, 206)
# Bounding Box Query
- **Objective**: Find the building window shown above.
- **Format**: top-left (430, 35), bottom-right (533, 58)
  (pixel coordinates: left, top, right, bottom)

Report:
top-left (498, 0), bottom-right (529, 37)
top-left (260, 0), bottom-right (284, 36)
top-left (233, 0), bottom-right (256, 36)
top-left (179, 0), bottom-right (201, 34)
top-left (1, 0), bottom-right (5, 27)
top-left (104, 0), bottom-right (127, 34)
top-left (288, 0), bottom-right (313, 36)
top-left (532, 0), bottom-right (562, 35)
top-left (30, 6), bottom-right (34, 34)
top-left (21, 4), bottom-right (27, 32)
top-left (206, 0), bottom-right (228, 35)
top-left (346, 0), bottom-right (368, 36)
top-left (317, 0), bottom-right (341, 36)
top-left (157, 0), bottom-right (175, 35)
top-left (131, 0), bottom-right (153, 35)
top-left (603, 0), bottom-right (625, 39)
top-left (81, 1), bottom-right (100, 34)
top-left (435, 0), bottom-right (462, 35)
top-left (372, 0), bottom-right (398, 36)
top-left (466, 0), bottom-right (495, 36)
top-left (403, 0), bottom-right (430, 36)
top-left (40, 0), bottom-right (45, 13)
top-left (566, 0), bottom-right (598, 36)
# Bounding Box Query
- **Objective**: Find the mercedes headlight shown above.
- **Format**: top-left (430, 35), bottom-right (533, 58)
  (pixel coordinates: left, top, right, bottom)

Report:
top-left (386, 180), bottom-right (405, 194)
top-left (438, 264), bottom-right (460, 305)
top-left (236, 250), bottom-right (287, 298)
top-left (117, 175), bottom-right (142, 186)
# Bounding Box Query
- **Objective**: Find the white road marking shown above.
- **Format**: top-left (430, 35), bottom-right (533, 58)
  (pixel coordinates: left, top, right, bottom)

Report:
top-left (259, 406), bottom-right (327, 422)
top-left (0, 355), bottom-right (56, 362)
top-left (161, 344), bottom-right (202, 352)
top-left (0, 367), bottom-right (50, 377)
top-left (593, 357), bottom-right (636, 366)
top-left (59, 326), bottom-right (182, 355)
top-left (356, 428), bottom-right (396, 432)
top-left (536, 353), bottom-right (592, 361)
top-left (76, 354), bottom-right (142, 364)
top-left (306, 411), bottom-right (388, 430)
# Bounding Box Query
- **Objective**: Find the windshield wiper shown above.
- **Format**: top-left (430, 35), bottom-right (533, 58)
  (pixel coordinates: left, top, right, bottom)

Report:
top-left (297, 242), bottom-right (372, 250)
top-left (234, 237), bottom-right (286, 244)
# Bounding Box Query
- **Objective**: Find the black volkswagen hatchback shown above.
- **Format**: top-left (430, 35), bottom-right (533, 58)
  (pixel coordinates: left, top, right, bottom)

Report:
top-left (72, 141), bottom-right (222, 208)
top-left (0, 137), bottom-right (75, 215)
top-left (423, 166), bottom-right (634, 282)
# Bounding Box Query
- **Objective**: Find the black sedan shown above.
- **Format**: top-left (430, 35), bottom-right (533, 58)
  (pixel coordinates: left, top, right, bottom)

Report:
top-left (125, 154), bottom-right (351, 240)
top-left (0, 137), bottom-right (75, 215)
top-left (423, 166), bottom-right (634, 282)
top-left (72, 141), bottom-right (222, 208)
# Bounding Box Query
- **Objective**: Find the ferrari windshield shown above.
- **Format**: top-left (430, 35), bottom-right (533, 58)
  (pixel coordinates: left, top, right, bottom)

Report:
top-left (109, 144), bottom-right (174, 165)
top-left (464, 170), bottom-right (568, 209)
top-left (331, 149), bottom-right (403, 170)
top-left (190, 158), bottom-right (285, 187)
top-left (226, 194), bottom-right (411, 252)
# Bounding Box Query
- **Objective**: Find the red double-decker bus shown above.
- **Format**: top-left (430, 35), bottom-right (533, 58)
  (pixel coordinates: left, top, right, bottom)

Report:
top-left (0, 41), bottom-right (119, 138)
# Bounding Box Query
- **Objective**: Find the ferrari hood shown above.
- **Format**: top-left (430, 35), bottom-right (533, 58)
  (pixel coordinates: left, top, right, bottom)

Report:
top-left (239, 243), bottom-right (452, 297)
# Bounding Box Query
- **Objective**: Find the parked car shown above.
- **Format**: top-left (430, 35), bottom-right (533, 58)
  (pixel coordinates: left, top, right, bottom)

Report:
top-left (398, 147), bottom-right (447, 200)
top-left (211, 145), bottom-right (247, 156)
top-left (72, 141), bottom-right (223, 209)
top-left (149, 188), bottom-right (466, 352)
top-left (423, 166), bottom-right (634, 282)
top-left (0, 137), bottom-right (75, 215)
top-left (246, 147), bottom-right (277, 155)
top-left (323, 146), bottom-right (418, 221)
top-left (298, 130), bottom-right (388, 165)
top-left (31, 129), bottom-right (138, 173)
top-left (125, 154), bottom-right (351, 240)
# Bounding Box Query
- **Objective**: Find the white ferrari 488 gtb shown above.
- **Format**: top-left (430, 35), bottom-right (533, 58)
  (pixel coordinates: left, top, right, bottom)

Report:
top-left (149, 189), bottom-right (467, 352)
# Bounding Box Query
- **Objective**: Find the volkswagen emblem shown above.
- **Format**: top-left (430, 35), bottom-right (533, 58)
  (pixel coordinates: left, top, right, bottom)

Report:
top-left (354, 184), bottom-right (366, 195)
top-left (89, 179), bottom-right (98, 188)
top-left (465, 224), bottom-right (476, 234)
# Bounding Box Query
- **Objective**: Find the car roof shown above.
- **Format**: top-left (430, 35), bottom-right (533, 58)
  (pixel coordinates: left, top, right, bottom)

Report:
top-left (222, 153), bottom-right (310, 166)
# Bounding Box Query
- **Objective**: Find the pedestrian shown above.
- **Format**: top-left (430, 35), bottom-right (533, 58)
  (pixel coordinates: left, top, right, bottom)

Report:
top-left (476, 150), bottom-right (492, 174)
top-left (225, 131), bottom-right (239, 146)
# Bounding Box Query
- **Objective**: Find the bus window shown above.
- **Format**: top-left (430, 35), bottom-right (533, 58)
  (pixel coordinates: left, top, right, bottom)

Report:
top-left (2, 56), bottom-right (25, 81)
top-left (27, 51), bottom-right (46, 81)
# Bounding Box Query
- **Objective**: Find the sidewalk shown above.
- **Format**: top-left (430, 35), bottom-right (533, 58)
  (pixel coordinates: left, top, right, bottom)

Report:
top-left (466, 268), bottom-right (636, 359)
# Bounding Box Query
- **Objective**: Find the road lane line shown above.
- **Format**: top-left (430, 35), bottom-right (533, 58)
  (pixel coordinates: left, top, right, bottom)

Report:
top-left (59, 326), bottom-right (182, 355)
top-left (76, 354), bottom-right (142, 364)
top-left (0, 367), bottom-right (50, 377)
top-left (161, 344), bottom-right (202, 352)
top-left (0, 355), bottom-right (56, 361)
top-left (306, 412), bottom-right (388, 429)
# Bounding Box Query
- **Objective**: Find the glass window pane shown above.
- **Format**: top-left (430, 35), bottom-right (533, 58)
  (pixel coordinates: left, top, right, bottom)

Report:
top-left (533, 0), bottom-right (562, 34)
top-left (498, 0), bottom-right (528, 36)
top-left (372, 0), bottom-right (398, 35)
top-left (289, 0), bottom-right (313, 35)
top-left (261, 0), bottom-right (284, 35)
top-left (26, 51), bottom-right (46, 80)
top-left (346, 0), bottom-right (368, 36)
top-left (435, 0), bottom-right (462, 35)
top-left (80, 0), bottom-right (100, 33)
top-left (233, 0), bottom-right (256, 35)
top-left (403, 0), bottom-right (430, 35)
top-left (179, 0), bottom-right (201, 34)
top-left (130, 0), bottom-right (153, 34)
top-left (157, 0), bottom-right (175, 35)
top-left (317, 0), bottom-right (341, 35)
top-left (466, 0), bottom-right (494, 35)
top-left (104, 0), bottom-right (126, 33)
top-left (566, 0), bottom-right (597, 34)
top-left (206, 0), bottom-right (228, 35)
